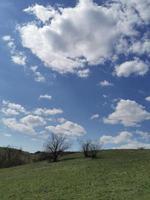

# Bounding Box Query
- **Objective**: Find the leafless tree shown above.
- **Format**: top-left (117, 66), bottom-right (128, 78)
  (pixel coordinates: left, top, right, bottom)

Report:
top-left (89, 142), bottom-right (100, 158)
top-left (81, 140), bottom-right (100, 159)
top-left (82, 140), bottom-right (91, 158)
top-left (45, 133), bottom-right (70, 162)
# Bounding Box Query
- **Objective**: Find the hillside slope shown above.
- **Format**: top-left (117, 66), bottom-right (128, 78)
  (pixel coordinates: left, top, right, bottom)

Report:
top-left (0, 150), bottom-right (150, 200)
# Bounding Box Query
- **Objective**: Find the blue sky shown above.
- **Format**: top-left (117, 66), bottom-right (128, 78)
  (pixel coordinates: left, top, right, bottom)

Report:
top-left (0, 0), bottom-right (150, 152)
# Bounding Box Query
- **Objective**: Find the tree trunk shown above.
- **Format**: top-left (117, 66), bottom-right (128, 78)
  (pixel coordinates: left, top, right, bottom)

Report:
top-left (53, 153), bottom-right (58, 162)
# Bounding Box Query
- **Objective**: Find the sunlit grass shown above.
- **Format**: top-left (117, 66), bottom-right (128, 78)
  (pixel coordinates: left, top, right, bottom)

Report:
top-left (0, 150), bottom-right (150, 200)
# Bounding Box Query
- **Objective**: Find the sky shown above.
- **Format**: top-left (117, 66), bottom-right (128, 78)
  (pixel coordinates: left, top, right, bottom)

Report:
top-left (0, 0), bottom-right (150, 152)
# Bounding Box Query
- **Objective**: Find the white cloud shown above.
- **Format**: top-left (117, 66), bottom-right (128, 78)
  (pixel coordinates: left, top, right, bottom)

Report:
top-left (2, 35), bottom-right (27, 66)
top-left (118, 0), bottom-right (150, 24)
top-left (2, 35), bottom-right (47, 83)
top-left (46, 120), bottom-right (86, 137)
top-left (56, 117), bottom-right (66, 123)
top-left (2, 118), bottom-right (37, 136)
top-left (104, 99), bottom-right (150, 126)
top-left (1, 100), bottom-right (27, 116)
top-left (20, 115), bottom-right (46, 127)
top-left (30, 66), bottom-right (46, 82)
top-left (2, 35), bottom-right (15, 50)
top-left (11, 53), bottom-right (26, 66)
top-left (34, 107), bottom-right (63, 116)
top-left (20, 0), bottom-right (143, 76)
top-left (1, 100), bottom-right (66, 138)
top-left (77, 69), bottom-right (90, 78)
top-left (117, 140), bottom-right (150, 149)
top-left (115, 58), bottom-right (149, 77)
top-left (1, 100), bottom-right (63, 118)
top-left (100, 130), bottom-right (150, 149)
top-left (3, 0), bottom-right (145, 78)
top-left (2, 35), bottom-right (12, 41)
top-left (100, 131), bottom-right (132, 145)
top-left (145, 96), bottom-right (150, 102)
top-left (136, 130), bottom-right (150, 140)
top-left (39, 94), bottom-right (52, 101)
top-left (129, 38), bottom-right (150, 56)
top-left (2, 35), bottom-right (46, 82)
top-left (24, 4), bottom-right (58, 23)
top-left (99, 80), bottom-right (113, 87)
top-left (91, 114), bottom-right (99, 120)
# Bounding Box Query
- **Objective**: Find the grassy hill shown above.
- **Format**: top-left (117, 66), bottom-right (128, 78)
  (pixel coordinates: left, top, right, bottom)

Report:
top-left (0, 150), bottom-right (150, 200)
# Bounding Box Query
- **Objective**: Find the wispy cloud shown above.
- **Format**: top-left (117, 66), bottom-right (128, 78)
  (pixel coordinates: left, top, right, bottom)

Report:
top-left (39, 94), bottom-right (52, 101)
top-left (2, 35), bottom-right (27, 66)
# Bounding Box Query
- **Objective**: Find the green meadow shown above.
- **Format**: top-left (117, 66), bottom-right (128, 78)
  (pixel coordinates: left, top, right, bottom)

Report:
top-left (0, 150), bottom-right (150, 200)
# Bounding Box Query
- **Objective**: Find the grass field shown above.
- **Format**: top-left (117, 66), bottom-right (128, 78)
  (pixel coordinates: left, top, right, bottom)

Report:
top-left (0, 150), bottom-right (150, 200)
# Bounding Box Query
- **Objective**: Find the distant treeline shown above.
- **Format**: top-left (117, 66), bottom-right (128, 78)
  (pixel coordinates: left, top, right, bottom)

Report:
top-left (0, 147), bottom-right (32, 168)
top-left (0, 146), bottom-right (76, 168)
top-left (0, 147), bottom-right (50, 168)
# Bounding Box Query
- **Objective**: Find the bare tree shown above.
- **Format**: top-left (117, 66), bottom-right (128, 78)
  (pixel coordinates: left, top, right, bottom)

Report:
top-left (45, 133), bottom-right (70, 162)
top-left (89, 142), bottom-right (100, 158)
top-left (82, 140), bottom-right (91, 158)
top-left (81, 140), bottom-right (100, 159)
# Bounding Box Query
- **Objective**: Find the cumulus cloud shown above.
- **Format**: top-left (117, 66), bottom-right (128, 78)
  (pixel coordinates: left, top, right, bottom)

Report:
top-left (1, 99), bottom-right (65, 137)
top-left (115, 58), bottom-right (149, 77)
top-left (1, 100), bottom-right (27, 116)
top-left (46, 120), bottom-right (86, 137)
top-left (24, 4), bottom-right (58, 23)
top-left (19, 0), bottom-right (118, 75)
top-left (1, 100), bottom-right (86, 140)
top-left (1, 111), bottom-right (46, 136)
top-left (104, 99), bottom-right (150, 126)
top-left (2, 118), bottom-right (37, 136)
top-left (117, 0), bottom-right (150, 24)
top-left (39, 94), bottom-right (52, 101)
top-left (100, 131), bottom-right (132, 145)
top-left (99, 80), bottom-right (113, 87)
top-left (34, 108), bottom-right (63, 116)
top-left (129, 38), bottom-right (150, 56)
top-left (20, 115), bottom-right (46, 127)
top-left (100, 130), bottom-right (150, 149)
top-left (1, 0), bottom-right (144, 79)
top-left (19, 0), bottom-right (150, 76)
